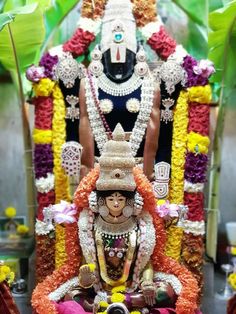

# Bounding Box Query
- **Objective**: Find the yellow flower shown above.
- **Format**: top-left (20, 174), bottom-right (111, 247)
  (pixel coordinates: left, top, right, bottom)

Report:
top-left (88, 263), bottom-right (96, 272)
top-left (0, 273), bottom-right (6, 283)
top-left (111, 285), bottom-right (126, 293)
top-left (157, 199), bottom-right (166, 206)
top-left (111, 292), bottom-right (125, 303)
top-left (231, 247), bottom-right (236, 255)
top-left (17, 224), bottom-right (29, 235)
top-left (33, 78), bottom-right (55, 97)
top-left (33, 129), bottom-right (53, 144)
top-left (130, 311), bottom-right (141, 314)
top-left (187, 132), bottom-right (210, 154)
top-left (8, 272), bottom-right (15, 284)
top-left (99, 301), bottom-right (109, 308)
top-left (188, 85), bottom-right (212, 104)
top-left (0, 265), bottom-right (10, 275)
top-left (5, 206), bottom-right (16, 218)
top-left (228, 273), bottom-right (236, 290)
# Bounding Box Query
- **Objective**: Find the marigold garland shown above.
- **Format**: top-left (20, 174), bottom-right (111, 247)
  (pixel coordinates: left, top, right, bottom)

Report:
top-left (169, 90), bottom-right (189, 204)
top-left (165, 226), bottom-right (183, 261)
top-left (131, 0), bottom-right (157, 27)
top-left (133, 167), bottom-right (198, 314)
top-left (33, 78), bottom-right (55, 97)
top-left (32, 166), bottom-right (198, 314)
top-left (36, 234), bottom-right (55, 283)
top-left (81, 0), bottom-right (106, 19)
top-left (188, 85), bottom-right (212, 104)
top-left (52, 84), bottom-right (70, 269)
top-left (52, 84), bottom-right (70, 204)
top-left (32, 221), bottom-right (80, 314)
top-left (55, 225), bottom-right (67, 269)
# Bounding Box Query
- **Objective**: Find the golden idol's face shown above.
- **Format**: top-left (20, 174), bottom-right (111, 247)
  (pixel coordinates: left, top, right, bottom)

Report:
top-left (105, 192), bottom-right (126, 218)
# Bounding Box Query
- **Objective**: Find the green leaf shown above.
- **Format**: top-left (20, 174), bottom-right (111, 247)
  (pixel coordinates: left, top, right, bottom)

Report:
top-left (3, 0), bottom-right (26, 11)
top-left (0, 12), bottom-right (15, 31)
top-left (0, 0), bottom-right (7, 13)
top-left (208, 0), bottom-right (236, 88)
top-left (173, 0), bottom-right (208, 26)
top-left (26, 0), bottom-right (52, 11)
top-left (44, 0), bottom-right (79, 43)
top-left (0, 3), bottom-right (45, 72)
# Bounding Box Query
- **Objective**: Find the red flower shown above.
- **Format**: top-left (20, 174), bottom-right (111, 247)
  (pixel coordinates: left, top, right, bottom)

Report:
top-left (147, 26), bottom-right (176, 60)
top-left (63, 28), bottom-right (95, 57)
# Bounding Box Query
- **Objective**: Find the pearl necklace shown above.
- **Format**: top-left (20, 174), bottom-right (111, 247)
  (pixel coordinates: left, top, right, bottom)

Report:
top-left (85, 72), bottom-right (154, 156)
top-left (98, 73), bottom-right (142, 96)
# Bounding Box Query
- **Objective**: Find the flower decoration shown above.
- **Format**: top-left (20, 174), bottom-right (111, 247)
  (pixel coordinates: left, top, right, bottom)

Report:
top-left (35, 173), bottom-right (55, 194)
top-left (52, 201), bottom-right (77, 224)
top-left (26, 65), bottom-right (45, 82)
top-left (63, 28), bottom-right (96, 57)
top-left (184, 153), bottom-right (208, 184)
top-left (0, 264), bottom-right (15, 285)
top-left (228, 273), bottom-right (236, 290)
top-left (131, 0), bottom-right (157, 27)
top-left (4, 207), bottom-right (16, 219)
top-left (156, 200), bottom-right (179, 218)
top-left (188, 103), bottom-right (209, 136)
top-left (187, 132), bottom-right (210, 154)
top-left (33, 129), bottom-right (53, 144)
top-left (188, 85), bottom-right (212, 104)
top-left (33, 97), bottom-right (54, 130)
top-left (17, 224), bottom-right (29, 235)
top-left (147, 26), bottom-right (177, 60)
top-left (193, 59), bottom-right (215, 78)
top-left (33, 78), bottom-right (55, 97)
top-left (39, 52), bottom-right (58, 79)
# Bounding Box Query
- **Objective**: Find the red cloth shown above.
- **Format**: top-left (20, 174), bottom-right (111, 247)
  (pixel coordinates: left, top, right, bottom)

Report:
top-left (0, 281), bottom-right (20, 314)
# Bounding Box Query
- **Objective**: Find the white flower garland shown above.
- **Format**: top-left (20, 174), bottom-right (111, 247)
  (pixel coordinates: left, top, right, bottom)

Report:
top-left (85, 74), bottom-right (154, 156)
top-left (35, 173), bottom-right (55, 193)
top-left (184, 180), bottom-right (204, 193)
top-left (77, 17), bottom-right (102, 35)
top-left (154, 272), bottom-right (182, 295)
top-left (183, 220), bottom-right (205, 236)
top-left (168, 44), bottom-right (188, 65)
top-left (35, 219), bottom-right (54, 235)
top-left (139, 20), bottom-right (163, 40)
top-left (48, 277), bottom-right (79, 301)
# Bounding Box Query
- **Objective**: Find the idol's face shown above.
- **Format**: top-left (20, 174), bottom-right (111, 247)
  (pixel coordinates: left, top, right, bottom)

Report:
top-left (105, 192), bottom-right (126, 217)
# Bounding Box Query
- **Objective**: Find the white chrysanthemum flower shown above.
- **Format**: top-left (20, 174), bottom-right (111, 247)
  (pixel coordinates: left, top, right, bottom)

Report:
top-left (35, 173), bottom-right (55, 193)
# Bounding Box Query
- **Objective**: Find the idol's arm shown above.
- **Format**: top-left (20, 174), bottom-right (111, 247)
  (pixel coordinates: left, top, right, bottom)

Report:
top-left (79, 79), bottom-right (95, 175)
top-left (143, 83), bottom-right (161, 180)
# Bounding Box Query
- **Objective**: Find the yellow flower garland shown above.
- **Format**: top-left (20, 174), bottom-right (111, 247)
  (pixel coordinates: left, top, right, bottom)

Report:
top-left (55, 224), bottom-right (67, 269)
top-left (187, 131), bottom-right (210, 154)
top-left (166, 90), bottom-right (188, 260)
top-left (228, 273), bottom-right (236, 290)
top-left (33, 78), bottom-right (55, 97)
top-left (52, 84), bottom-right (70, 268)
top-left (188, 85), bottom-right (212, 104)
top-left (165, 225), bottom-right (183, 261)
top-left (33, 129), bottom-right (53, 144)
top-left (169, 90), bottom-right (189, 204)
top-left (52, 84), bottom-right (70, 204)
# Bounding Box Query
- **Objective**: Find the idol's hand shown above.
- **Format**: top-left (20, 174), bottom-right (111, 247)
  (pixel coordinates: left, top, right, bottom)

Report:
top-left (141, 281), bottom-right (156, 306)
top-left (79, 264), bottom-right (96, 289)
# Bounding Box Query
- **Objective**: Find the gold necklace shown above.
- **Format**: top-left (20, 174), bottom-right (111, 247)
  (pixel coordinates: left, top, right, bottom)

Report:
top-left (96, 229), bottom-right (137, 287)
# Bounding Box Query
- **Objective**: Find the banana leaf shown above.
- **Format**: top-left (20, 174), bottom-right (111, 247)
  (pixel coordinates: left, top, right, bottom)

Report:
top-left (208, 0), bottom-right (236, 92)
top-left (0, 3), bottom-right (45, 72)
top-left (173, 0), bottom-right (208, 26)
